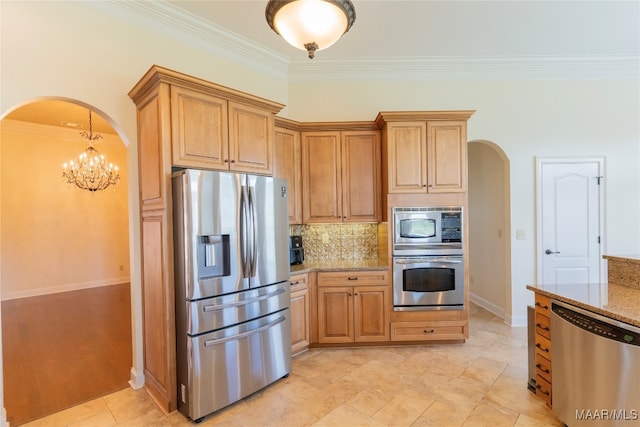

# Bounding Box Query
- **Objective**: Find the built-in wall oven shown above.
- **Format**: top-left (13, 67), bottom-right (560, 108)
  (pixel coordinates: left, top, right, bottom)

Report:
top-left (392, 207), bottom-right (464, 311)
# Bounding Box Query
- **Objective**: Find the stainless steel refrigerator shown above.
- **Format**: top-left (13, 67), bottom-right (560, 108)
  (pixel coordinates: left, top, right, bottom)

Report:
top-left (172, 169), bottom-right (291, 422)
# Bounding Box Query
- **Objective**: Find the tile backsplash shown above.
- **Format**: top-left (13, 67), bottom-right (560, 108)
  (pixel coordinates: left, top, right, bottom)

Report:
top-left (289, 224), bottom-right (378, 261)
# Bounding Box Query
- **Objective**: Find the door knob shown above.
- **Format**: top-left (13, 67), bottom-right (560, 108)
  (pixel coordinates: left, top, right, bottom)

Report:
top-left (545, 249), bottom-right (560, 255)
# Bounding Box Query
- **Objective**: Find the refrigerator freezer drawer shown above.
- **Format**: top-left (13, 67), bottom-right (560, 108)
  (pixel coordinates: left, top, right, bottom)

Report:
top-left (186, 282), bottom-right (290, 335)
top-left (179, 309), bottom-right (292, 421)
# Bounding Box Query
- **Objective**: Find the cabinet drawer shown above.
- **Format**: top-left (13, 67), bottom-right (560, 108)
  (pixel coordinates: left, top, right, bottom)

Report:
top-left (535, 374), bottom-right (552, 407)
top-left (534, 312), bottom-right (551, 339)
top-left (318, 271), bottom-right (388, 287)
top-left (290, 273), bottom-right (308, 291)
top-left (391, 321), bottom-right (467, 341)
top-left (534, 294), bottom-right (552, 317)
top-left (535, 352), bottom-right (552, 384)
top-left (535, 334), bottom-right (552, 360)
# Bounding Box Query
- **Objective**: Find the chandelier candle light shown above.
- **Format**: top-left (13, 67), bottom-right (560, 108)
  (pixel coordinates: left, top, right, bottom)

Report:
top-left (62, 110), bottom-right (120, 192)
top-left (266, 0), bottom-right (356, 59)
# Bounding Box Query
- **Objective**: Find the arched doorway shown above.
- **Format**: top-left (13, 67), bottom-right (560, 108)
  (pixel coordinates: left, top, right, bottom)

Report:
top-left (0, 99), bottom-right (133, 425)
top-left (468, 140), bottom-right (512, 322)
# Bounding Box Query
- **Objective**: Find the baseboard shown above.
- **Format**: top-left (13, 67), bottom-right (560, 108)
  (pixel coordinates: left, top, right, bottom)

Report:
top-left (0, 407), bottom-right (8, 427)
top-left (1, 277), bottom-right (130, 301)
top-left (510, 314), bottom-right (528, 328)
top-left (469, 292), bottom-right (507, 320)
top-left (129, 367), bottom-right (145, 390)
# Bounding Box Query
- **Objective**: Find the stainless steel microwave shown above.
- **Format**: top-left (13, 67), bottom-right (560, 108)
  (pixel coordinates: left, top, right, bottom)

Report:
top-left (392, 207), bottom-right (463, 256)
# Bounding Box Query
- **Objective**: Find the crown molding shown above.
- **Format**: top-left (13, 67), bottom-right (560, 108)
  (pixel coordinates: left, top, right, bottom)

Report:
top-left (288, 55), bottom-right (640, 82)
top-left (93, 1), bottom-right (290, 82)
top-left (96, 1), bottom-right (638, 83)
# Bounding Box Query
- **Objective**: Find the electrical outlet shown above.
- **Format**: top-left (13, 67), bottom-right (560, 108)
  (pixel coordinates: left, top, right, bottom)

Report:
top-left (516, 229), bottom-right (526, 240)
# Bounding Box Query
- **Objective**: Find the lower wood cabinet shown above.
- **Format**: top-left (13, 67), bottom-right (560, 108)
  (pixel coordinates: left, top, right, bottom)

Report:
top-left (317, 271), bottom-right (389, 344)
top-left (390, 320), bottom-right (467, 341)
top-left (534, 293), bottom-right (553, 407)
top-left (290, 273), bottom-right (310, 355)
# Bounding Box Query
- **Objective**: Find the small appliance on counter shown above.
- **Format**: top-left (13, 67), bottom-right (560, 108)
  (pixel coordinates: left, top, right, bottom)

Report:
top-left (289, 235), bottom-right (305, 265)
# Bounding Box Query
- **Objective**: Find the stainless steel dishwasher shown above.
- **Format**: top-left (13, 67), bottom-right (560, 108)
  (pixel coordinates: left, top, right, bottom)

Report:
top-left (551, 300), bottom-right (640, 426)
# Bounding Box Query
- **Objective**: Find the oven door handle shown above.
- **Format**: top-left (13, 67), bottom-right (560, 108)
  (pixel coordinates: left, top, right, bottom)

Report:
top-left (394, 257), bottom-right (463, 265)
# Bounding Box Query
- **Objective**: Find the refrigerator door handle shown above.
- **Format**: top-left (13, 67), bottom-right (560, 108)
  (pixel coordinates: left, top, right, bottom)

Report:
top-left (202, 287), bottom-right (286, 312)
top-left (240, 185), bottom-right (250, 278)
top-left (248, 185), bottom-right (258, 278)
top-left (203, 315), bottom-right (287, 347)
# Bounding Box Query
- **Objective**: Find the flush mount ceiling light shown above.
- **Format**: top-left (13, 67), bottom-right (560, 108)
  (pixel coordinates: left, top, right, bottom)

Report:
top-left (266, 0), bottom-right (356, 59)
top-left (62, 109), bottom-right (120, 192)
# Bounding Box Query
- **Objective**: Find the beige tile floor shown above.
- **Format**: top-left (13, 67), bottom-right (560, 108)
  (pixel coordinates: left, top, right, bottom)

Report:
top-left (22, 304), bottom-right (563, 427)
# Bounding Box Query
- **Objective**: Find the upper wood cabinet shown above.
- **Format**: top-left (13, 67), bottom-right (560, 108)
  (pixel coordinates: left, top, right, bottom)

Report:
top-left (171, 85), bottom-right (229, 170)
top-left (273, 121), bottom-right (302, 224)
top-left (377, 111), bottom-right (474, 195)
top-left (228, 101), bottom-right (274, 174)
top-left (301, 129), bottom-right (381, 223)
top-left (384, 121), bottom-right (427, 193)
top-left (427, 121), bottom-right (467, 193)
top-left (171, 85), bottom-right (276, 174)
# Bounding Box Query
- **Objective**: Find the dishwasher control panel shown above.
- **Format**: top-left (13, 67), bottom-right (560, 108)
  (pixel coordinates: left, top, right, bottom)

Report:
top-left (552, 303), bottom-right (639, 346)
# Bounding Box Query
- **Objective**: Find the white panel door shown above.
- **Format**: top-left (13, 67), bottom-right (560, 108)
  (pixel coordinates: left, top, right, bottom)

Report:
top-left (538, 159), bottom-right (603, 285)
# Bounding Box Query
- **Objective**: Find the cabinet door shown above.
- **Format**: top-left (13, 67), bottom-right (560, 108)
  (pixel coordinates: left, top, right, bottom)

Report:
top-left (354, 285), bottom-right (389, 342)
top-left (386, 122), bottom-right (427, 193)
top-left (170, 86), bottom-right (228, 169)
top-left (427, 121), bottom-right (466, 192)
top-left (228, 101), bottom-right (274, 175)
top-left (302, 131), bottom-right (342, 223)
top-left (317, 287), bottom-right (354, 343)
top-left (341, 131), bottom-right (381, 222)
top-left (290, 275), bottom-right (310, 355)
top-left (274, 127), bottom-right (302, 224)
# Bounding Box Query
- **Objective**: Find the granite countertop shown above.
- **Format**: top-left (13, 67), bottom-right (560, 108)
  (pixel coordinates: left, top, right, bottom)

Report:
top-left (290, 259), bottom-right (389, 276)
top-left (527, 282), bottom-right (640, 328)
top-left (603, 254), bottom-right (640, 264)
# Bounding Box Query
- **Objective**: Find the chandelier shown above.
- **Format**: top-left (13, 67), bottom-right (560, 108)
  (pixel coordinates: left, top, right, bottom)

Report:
top-left (265, 0), bottom-right (356, 59)
top-left (62, 110), bottom-right (120, 192)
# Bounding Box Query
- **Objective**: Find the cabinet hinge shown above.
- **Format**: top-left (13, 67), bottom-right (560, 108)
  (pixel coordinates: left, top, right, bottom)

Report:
top-left (598, 236), bottom-right (601, 244)
top-left (596, 176), bottom-right (604, 185)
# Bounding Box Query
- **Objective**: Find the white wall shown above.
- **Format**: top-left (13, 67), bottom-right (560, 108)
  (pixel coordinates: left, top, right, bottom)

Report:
top-left (468, 142), bottom-right (508, 318)
top-left (1, 120), bottom-right (130, 299)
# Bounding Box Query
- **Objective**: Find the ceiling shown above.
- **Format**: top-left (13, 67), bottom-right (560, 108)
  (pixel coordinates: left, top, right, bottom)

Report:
top-left (3, 1), bottom-right (638, 133)
top-left (162, 0), bottom-right (639, 60)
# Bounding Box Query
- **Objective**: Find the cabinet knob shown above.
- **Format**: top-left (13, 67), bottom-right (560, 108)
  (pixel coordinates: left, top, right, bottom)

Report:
top-left (535, 384), bottom-right (550, 396)
top-left (347, 277), bottom-right (358, 281)
top-left (535, 343), bottom-right (550, 353)
top-left (230, 159), bottom-right (236, 164)
top-left (535, 323), bottom-right (550, 331)
top-left (224, 159), bottom-right (229, 163)
top-left (535, 363), bottom-right (550, 374)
